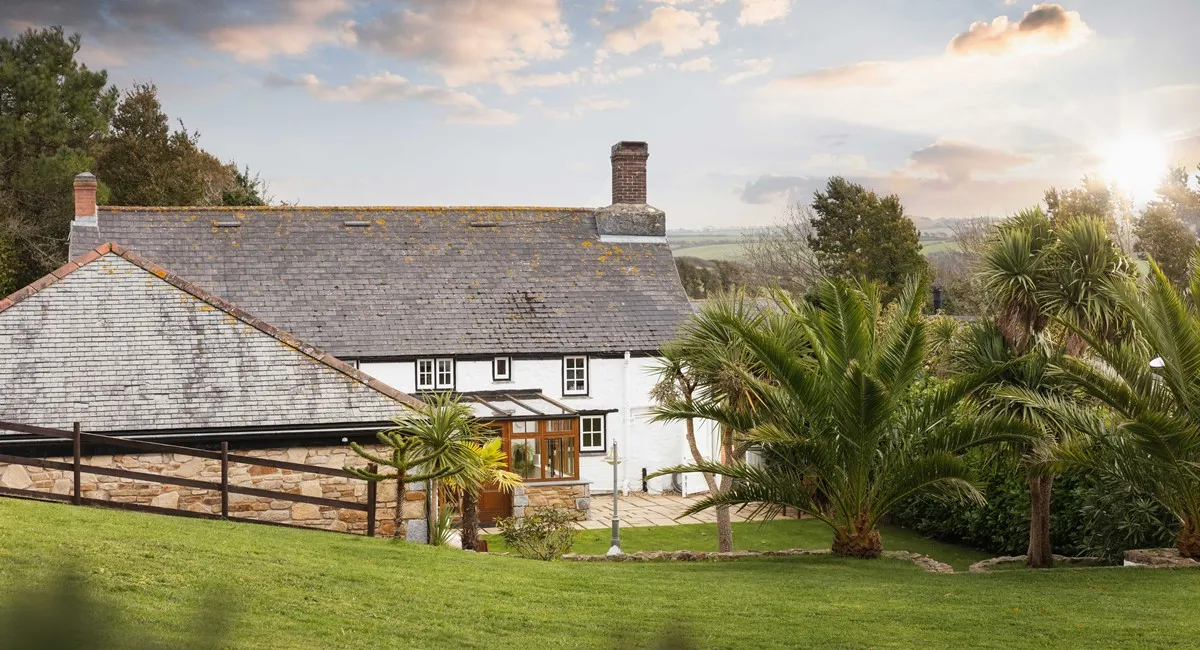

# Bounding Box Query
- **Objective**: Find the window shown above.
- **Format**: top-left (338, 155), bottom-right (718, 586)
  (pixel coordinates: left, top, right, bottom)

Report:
top-left (506, 419), bottom-right (579, 482)
top-left (416, 359), bottom-right (434, 390)
top-left (435, 358), bottom-right (454, 389)
top-left (581, 415), bottom-right (606, 452)
top-left (416, 358), bottom-right (454, 390)
top-left (493, 356), bottom-right (511, 381)
top-left (563, 356), bottom-right (588, 395)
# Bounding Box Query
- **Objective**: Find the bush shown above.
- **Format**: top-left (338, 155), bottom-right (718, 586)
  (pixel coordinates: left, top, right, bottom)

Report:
top-left (891, 451), bottom-right (1176, 563)
top-left (496, 508), bottom-right (577, 560)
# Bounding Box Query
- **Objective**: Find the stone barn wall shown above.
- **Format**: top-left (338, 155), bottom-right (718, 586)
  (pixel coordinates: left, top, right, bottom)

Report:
top-left (0, 443), bottom-right (430, 542)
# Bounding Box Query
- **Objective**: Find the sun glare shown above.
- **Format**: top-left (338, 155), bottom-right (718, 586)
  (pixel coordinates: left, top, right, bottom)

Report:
top-left (1102, 137), bottom-right (1168, 199)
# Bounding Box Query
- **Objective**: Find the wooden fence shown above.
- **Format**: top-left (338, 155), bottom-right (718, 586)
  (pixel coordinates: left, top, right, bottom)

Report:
top-left (0, 420), bottom-right (378, 537)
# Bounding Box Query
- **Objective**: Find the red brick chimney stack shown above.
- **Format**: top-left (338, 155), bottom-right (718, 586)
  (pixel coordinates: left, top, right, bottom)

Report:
top-left (74, 172), bottom-right (97, 221)
top-left (610, 141), bottom-right (648, 205)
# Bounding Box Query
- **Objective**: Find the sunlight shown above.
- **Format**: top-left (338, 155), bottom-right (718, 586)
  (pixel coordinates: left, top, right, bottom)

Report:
top-left (1102, 137), bottom-right (1168, 200)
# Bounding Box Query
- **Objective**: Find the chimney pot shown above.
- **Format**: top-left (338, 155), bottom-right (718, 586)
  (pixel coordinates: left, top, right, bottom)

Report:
top-left (74, 172), bottom-right (97, 221)
top-left (610, 141), bottom-right (649, 205)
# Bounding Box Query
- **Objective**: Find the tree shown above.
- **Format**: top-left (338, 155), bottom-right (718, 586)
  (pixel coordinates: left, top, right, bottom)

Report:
top-left (1044, 176), bottom-right (1133, 251)
top-left (743, 203), bottom-right (822, 296)
top-left (1008, 258), bottom-right (1200, 559)
top-left (926, 217), bottom-right (994, 317)
top-left (0, 27), bottom-right (116, 296)
top-left (1134, 203), bottom-right (1195, 286)
top-left (972, 207), bottom-right (1132, 567)
top-left (345, 394), bottom-right (480, 541)
top-left (806, 177), bottom-right (926, 303)
top-left (651, 276), bottom-right (1009, 558)
top-left (650, 292), bottom-right (766, 552)
top-left (1154, 164), bottom-right (1200, 229)
top-left (450, 437), bottom-right (521, 551)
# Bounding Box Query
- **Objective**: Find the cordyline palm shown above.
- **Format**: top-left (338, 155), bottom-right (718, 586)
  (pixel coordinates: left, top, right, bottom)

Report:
top-left (447, 437), bottom-right (522, 551)
top-left (650, 276), bottom-right (1008, 558)
top-left (1010, 258), bottom-right (1200, 558)
top-left (650, 291), bottom-right (772, 552)
top-left (346, 393), bottom-right (483, 542)
top-left (971, 208), bottom-right (1131, 567)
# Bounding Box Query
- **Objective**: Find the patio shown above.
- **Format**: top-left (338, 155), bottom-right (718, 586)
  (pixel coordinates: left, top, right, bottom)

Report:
top-left (485, 492), bottom-right (767, 532)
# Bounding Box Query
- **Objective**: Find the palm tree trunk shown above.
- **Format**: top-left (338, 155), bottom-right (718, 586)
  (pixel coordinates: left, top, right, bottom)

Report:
top-left (395, 477), bottom-right (408, 541)
top-left (461, 491), bottom-right (480, 551)
top-left (1177, 516), bottom-right (1200, 559)
top-left (683, 417), bottom-right (733, 552)
top-left (832, 513), bottom-right (882, 558)
top-left (427, 479), bottom-right (439, 545)
top-left (1026, 474), bottom-right (1054, 568)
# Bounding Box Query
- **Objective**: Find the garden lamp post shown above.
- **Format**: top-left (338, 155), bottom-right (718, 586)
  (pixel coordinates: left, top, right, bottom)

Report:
top-left (605, 441), bottom-right (625, 556)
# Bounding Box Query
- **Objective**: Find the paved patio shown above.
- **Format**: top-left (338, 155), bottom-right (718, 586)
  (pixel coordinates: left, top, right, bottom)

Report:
top-left (485, 492), bottom-right (764, 533)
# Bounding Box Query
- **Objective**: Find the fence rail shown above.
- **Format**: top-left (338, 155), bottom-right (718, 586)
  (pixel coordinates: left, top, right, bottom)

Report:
top-left (0, 420), bottom-right (377, 537)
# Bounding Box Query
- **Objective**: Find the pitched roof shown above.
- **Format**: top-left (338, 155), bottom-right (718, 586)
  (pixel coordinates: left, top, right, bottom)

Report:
top-left (68, 206), bottom-right (693, 359)
top-left (0, 243), bottom-right (421, 433)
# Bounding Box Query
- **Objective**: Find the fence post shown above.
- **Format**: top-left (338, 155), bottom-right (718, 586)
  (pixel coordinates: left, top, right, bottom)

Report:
top-left (220, 441), bottom-right (229, 518)
top-left (72, 422), bottom-right (81, 505)
top-left (366, 462), bottom-right (377, 538)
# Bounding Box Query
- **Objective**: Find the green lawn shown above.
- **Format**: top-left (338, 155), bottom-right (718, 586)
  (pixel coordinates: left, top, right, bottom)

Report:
top-left (486, 518), bottom-right (991, 571)
top-left (3, 498), bottom-right (1200, 649)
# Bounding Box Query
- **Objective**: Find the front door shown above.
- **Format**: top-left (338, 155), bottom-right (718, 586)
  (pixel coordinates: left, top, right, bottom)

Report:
top-left (478, 486), bottom-right (512, 525)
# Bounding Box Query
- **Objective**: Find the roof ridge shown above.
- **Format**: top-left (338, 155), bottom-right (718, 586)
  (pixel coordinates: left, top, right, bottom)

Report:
top-left (0, 243), bottom-right (423, 411)
top-left (99, 205), bottom-right (597, 212)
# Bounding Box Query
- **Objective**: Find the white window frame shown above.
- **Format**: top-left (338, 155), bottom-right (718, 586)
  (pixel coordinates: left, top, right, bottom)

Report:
top-left (563, 355), bottom-right (588, 396)
top-left (493, 356), bottom-right (512, 381)
top-left (435, 358), bottom-right (455, 390)
top-left (416, 359), bottom-right (435, 390)
top-left (580, 415), bottom-right (606, 452)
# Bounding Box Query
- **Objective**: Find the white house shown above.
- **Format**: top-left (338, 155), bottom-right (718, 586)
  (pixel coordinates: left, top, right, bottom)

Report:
top-left (64, 141), bottom-right (714, 522)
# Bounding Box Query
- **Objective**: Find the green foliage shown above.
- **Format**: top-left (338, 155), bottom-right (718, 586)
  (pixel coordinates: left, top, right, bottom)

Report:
top-left (892, 452), bottom-right (1175, 563)
top-left (807, 177), bottom-right (927, 303)
top-left (0, 27), bottom-right (115, 295)
top-left (496, 507), bottom-right (577, 560)
top-left (428, 505), bottom-right (458, 547)
top-left (673, 256), bottom-right (755, 299)
top-left (1134, 203), bottom-right (1196, 286)
top-left (650, 276), bottom-right (1018, 558)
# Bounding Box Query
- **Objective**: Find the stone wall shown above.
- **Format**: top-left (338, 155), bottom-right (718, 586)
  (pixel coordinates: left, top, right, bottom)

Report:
top-left (0, 443), bottom-right (429, 542)
top-left (513, 482), bottom-right (590, 520)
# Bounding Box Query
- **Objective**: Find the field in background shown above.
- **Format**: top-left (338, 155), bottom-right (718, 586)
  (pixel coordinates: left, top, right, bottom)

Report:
top-left (669, 228), bottom-right (958, 262)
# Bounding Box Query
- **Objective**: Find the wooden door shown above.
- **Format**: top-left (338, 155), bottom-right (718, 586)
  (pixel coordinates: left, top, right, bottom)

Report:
top-left (478, 487), bottom-right (512, 525)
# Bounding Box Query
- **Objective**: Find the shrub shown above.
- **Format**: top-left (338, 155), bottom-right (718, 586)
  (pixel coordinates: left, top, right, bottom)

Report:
top-left (891, 451), bottom-right (1176, 563)
top-left (496, 508), bottom-right (577, 560)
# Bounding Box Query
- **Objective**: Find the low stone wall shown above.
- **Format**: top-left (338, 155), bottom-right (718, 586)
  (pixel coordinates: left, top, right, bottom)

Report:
top-left (513, 482), bottom-right (590, 521)
top-left (968, 554), bottom-right (1105, 573)
top-left (0, 444), bottom-right (428, 541)
top-left (560, 549), bottom-right (955, 573)
top-left (1124, 548), bottom-right (1200, 568)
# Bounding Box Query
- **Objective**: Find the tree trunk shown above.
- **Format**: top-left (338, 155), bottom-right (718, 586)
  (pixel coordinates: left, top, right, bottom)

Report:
top-left (427, 479), bottom-right (439, 545)
top-left (1026, 474), bottom-right (1054, 568)
top-left (395, 478), bottom-right (408, 541)
top-left (683, 417), bottom-right (733, 551)
top-left (461, 491), bottom-right (480, 551)
top-left (1177, 516), bottom-right (1200, 559)
top-left (832, 514), bottom-right (882, 559)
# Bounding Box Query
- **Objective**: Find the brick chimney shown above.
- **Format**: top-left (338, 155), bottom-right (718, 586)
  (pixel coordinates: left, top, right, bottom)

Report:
top-left (610, 141), bottom-right (649, 205)
top-left (598, 141), bottom-right (664, 238)
top-left (73, 172), bottom-right (97, 224)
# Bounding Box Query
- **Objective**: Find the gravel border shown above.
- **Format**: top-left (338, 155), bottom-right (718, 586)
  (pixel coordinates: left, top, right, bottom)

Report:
top-left (559, 548), bottom-right (955, 573)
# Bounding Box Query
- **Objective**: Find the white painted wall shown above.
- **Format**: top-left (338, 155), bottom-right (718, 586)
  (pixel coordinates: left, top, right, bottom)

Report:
top-left (359, 355), bottom-right (720, 496)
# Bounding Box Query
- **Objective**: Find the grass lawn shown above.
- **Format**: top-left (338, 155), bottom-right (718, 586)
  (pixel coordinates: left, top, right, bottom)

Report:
top-left (4, 498), bottom-right (1200, 649)
top-left (670, 243), bottom-right (749, 261)
top-left (485, 518), bottom-right (991, 571)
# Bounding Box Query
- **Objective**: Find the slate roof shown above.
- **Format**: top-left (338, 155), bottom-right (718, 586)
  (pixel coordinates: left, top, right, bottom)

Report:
top-left (68, 206), bottom-right (693, 359)
top-left (0, 243), bottom-right (421, 433)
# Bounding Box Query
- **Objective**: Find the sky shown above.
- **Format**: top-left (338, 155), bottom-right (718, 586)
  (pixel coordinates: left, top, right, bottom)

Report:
top-left (4, 0), bottom-right (1199, 228)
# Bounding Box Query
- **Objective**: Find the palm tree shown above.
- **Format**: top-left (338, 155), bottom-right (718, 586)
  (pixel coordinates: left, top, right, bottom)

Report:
top-left (650, 276), bottom-right (1010, 558)
top-left (972, 208), bottom-right (1131, 567)
top-left (346, 393), bottom-right (482, 541)
top-left (650, 291), bottom-right (768, 553)
top-left (1013, 259), bottom-right (1200, 558)
top-left (450, 437), bottom-right (522, 551)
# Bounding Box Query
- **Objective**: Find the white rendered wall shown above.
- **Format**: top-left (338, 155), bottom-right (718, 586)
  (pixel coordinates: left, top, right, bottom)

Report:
top-left (359, 355), bottom-right (718, 495)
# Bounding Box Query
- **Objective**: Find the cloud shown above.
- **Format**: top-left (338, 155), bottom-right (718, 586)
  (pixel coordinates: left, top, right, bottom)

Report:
top-left (774, 61), bottom-right (894, 89)
top-left (1, 0), bottom-right (354, 61)
top-left (723, 58), bottom-right (773, 84)
top-left (738, 0), bottom-right (791, 26)
top-left (677, 56), bottom-right (715, 72)
top-left (906, 140), bottom-right (1034, 185)
top-left (592, 65), bottom-right (649, 84)
top-left (352, 0), bottom-right (570, 87)
top-left (605, 7), bottom-right (719, 57)
top-left (530, 95), bottom-right (630, 120)
top-left (946, 4), bottom-right (1092, 57)
top-left (263, 72), bottom-right (517, 125)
